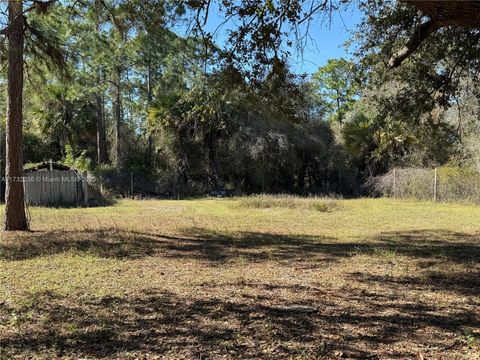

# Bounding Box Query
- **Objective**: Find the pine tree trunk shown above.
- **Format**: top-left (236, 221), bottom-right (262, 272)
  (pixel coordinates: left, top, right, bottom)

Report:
top-left (112, 66), bottom-right (121, 166)
top-left (96, 92), bottom-right (107, 163)
top-left (146, 52), bottom-right (154, 167)
top-left (4, 0), bottom-right (28, 231)
top-left (95, 0), bottom-right (107, 164)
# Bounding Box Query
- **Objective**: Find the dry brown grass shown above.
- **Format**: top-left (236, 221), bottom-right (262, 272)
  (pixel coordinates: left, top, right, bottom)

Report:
top-left (0, 198), bottom-right (479, 359)
top-left (237, 194), bottom-right (339, 212)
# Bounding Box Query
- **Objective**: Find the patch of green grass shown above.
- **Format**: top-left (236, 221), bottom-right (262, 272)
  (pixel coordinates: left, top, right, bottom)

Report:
top-left (374, 248), bottom-right (397, 259)
top-left (464, 329), bottom-right (480, 349)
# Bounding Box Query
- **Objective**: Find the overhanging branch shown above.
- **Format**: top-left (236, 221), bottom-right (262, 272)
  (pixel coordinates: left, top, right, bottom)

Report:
top-left (390, 0), bottom-right (480, 68)
top-left (388, 20), bottom-right (442, 68)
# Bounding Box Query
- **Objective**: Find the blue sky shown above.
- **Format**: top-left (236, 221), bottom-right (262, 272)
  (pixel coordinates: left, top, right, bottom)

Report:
top-left (287, 7), bottom-right (363, 74)
top-left (198, 4), bottom-right (363, 75)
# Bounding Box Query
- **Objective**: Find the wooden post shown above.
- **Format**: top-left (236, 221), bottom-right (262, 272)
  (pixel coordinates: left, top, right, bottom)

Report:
top-left (433, 167), bottom-right (437, 202)
top-left (83, 171), bottom-right (89, 206)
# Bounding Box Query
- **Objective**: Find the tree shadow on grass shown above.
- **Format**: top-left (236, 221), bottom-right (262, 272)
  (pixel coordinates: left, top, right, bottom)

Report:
top-left (0, 228), bottom-right (335, 262)
top-left (350, 269), bottom-right (480, 297)
top-left (0, 229), bottom-right (166, 260)
top-left (0, 289), bottom-right (331, 359)
top-left (351, 229), bottom-right (480, 297)
top-left (1, 229), bottom-right (479, 358)
top-left (170, 228), bottom-right (480, 265)
top-left (0, 284), bottom-right (478, 359)
top-left (373, 230), bottom-right (480, 264)
top-left (1, 228), bottom-right (479, 266)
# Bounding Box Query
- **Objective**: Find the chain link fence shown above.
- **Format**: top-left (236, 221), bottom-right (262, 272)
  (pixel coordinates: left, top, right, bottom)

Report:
top-left (368, 167), bottom-right (480, 203)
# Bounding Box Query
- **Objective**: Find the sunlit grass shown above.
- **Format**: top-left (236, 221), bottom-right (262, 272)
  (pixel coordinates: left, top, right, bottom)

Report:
top-left (236, 194), bottom-right (339, 212)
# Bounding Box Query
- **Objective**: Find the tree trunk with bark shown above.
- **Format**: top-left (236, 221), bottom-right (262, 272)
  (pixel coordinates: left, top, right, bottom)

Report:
top-left (404, 0), bottom-right (480, 28)
top-left (4, 0), bottom-right (28, 231)
top-left (112, 66), bottom-right (122, 166)
top-left (390, 0), bottom-right (480, 67)
top-left (96, 91), bottom-right (107, 164)
top-left (95, 0), bottom-right (107, 164)
top-left (146, 51), bottom-right (155, 168)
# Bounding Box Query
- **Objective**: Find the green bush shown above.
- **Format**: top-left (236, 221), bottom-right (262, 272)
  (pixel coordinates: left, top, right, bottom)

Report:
top-left (63, 145), bottom-right (92, 171)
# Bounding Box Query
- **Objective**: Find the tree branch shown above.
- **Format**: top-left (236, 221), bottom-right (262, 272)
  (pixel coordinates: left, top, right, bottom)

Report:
top-left (388, 20), bottom-right (442, 68)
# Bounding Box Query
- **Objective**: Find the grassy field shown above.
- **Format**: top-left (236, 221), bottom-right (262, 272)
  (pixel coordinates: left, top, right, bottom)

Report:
top-left (0, 196), bottom-right (479, 359)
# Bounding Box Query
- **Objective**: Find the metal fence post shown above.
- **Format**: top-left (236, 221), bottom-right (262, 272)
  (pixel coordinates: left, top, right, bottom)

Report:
top-left (433, 167), bottom-right (437, 202)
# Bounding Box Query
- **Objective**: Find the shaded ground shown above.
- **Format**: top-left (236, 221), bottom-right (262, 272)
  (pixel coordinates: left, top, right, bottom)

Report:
top-left (0, 198), bottom-right (479, 359)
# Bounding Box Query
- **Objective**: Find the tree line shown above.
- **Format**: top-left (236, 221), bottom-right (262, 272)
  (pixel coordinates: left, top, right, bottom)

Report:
top-left (1, 0), bottom-right (479, 230)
